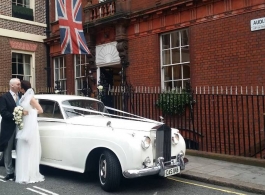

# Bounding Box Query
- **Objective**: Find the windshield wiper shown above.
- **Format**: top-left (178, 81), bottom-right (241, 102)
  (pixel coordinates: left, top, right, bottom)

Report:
top-left (65, 110), bottom-right (84, 117)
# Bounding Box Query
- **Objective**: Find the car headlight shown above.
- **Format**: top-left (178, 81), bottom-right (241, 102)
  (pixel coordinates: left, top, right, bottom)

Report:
top-left (141, 136), bottom-right (151, 150)
top-left (172, 133), bottom-right (179, 145)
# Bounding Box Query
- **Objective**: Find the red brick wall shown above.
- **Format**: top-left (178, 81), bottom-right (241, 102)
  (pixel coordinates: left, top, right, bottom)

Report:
top-left (191, 9), bottom-right (265, 87)
top-left (130, 0), bottom-right (173, 12)
top-left (125, 0), bottom-right (265, 89)
top-left (128, 34), bottom-right (161, 87)
top-left (65, 54), bottom-right (75, 95)
top-left (34, 42), bottom-right (47, 90)
top-left (49, 0), bottom-right (265, 93)
top-left (49, 0), bottom-right (56, 23)
top-left (0, 37), bottom-right (12, 88)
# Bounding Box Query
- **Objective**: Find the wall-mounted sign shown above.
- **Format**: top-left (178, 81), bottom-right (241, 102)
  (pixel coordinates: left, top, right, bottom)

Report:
top-left (251, 17), bottom-right (265, 31)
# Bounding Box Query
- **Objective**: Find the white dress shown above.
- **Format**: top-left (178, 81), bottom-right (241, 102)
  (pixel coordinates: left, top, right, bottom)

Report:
top-left (15, 89), bottom-right (44, 184)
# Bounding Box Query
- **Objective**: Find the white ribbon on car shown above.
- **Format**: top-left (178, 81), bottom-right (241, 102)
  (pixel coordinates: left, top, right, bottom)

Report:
top-left (61, 105), bottom-right (163, 124)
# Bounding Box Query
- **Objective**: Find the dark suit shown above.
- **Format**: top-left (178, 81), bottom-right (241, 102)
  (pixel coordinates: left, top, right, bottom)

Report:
top-left (0, 92), bottom-right (17, 152)
top-left (0, 91), bottom-right (19, 175)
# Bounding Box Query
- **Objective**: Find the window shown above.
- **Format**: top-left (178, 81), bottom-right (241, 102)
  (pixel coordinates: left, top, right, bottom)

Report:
top-left (62, 99), bottom-right (108, 118)
top-left (12, 52), bottom-right (32, 82)
top-left (38, 100), bottom-right (63, 119)
top-left (12, 0), bottom-right (30, 8)
top-left (54, 57), bottom-right (66, 94)
top-left (161, 29), bottom-right (190, 89)
top-left (12, 0), bottom-right (34, 21)
top-left (74, 55), bottom-right (90, 96)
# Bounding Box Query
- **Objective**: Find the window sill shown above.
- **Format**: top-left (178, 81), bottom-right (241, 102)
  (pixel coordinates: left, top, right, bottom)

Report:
top-left (0, 14), bottom-right (47, 27)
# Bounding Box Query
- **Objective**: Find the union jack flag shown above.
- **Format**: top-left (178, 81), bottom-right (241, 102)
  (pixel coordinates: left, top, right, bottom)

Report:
top-left (56, 0), bottom-right (90, 55)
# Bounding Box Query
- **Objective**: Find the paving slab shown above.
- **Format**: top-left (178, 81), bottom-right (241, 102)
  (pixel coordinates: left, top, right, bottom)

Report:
top-left (175, 155), bottom-right (265, 194)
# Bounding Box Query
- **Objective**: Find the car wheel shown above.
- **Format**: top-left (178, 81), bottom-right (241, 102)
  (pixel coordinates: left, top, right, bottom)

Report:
top-left (99, 150), bottom-right (121, 192)
top-left (0, 152), bottom-right (4, 166)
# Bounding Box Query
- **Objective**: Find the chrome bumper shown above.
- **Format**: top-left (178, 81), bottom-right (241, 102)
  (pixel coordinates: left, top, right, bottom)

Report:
top-left (123, 153), bottom-right (188, 179)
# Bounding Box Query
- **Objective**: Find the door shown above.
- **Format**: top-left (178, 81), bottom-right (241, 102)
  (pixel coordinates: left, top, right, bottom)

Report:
top-left (38, 99), bottom-right (66, 162)
top-left (99, 67), bottom-right (121, 108)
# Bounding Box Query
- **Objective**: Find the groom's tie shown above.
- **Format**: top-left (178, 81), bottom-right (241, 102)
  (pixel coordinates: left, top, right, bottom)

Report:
top-left (14, 93), bottom-right (19, 106)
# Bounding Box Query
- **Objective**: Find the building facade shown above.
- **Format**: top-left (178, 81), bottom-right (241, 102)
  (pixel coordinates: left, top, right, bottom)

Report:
top-left (0, 0), bottom-right (47, 90)
top-left (46, 0), bottom-right (265, 95)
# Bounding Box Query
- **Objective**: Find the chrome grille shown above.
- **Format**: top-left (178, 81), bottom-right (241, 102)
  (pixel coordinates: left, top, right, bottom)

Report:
top-left (155, 124), bottom-right (171, 162)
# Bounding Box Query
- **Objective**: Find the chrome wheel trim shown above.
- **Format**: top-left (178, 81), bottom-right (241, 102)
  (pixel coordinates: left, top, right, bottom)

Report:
top-left (99, 154), bottom-right (107, 185)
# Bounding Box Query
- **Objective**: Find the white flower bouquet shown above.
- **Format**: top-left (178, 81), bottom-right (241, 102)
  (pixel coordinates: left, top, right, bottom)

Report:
top-left (97, 85), bottom-right (103, 91)
top-left (13, 106), bottom-right (24, 130)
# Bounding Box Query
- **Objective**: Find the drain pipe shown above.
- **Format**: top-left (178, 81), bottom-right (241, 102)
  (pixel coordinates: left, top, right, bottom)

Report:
top-left (45, 0), bottom-right (51, 88)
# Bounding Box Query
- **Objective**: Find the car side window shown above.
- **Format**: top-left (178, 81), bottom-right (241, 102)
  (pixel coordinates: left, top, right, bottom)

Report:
top-left (38, 100), bottom-right (63, 119)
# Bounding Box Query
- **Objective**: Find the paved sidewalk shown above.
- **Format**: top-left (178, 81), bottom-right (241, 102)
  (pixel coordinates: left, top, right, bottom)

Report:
top-left (176, 155), bottom-right (265, 194)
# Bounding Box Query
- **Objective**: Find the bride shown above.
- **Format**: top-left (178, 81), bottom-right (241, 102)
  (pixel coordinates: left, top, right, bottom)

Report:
top-left (15, 80), bottom-right (44, 184)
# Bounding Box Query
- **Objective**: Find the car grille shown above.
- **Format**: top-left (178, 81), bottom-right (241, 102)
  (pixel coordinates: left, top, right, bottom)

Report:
top-left (155, 124), bottom-right (172, 163)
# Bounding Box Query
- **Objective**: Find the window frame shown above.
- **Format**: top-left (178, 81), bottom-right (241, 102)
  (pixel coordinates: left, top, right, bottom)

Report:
top-left (11, 51), bottom-right (35, 88)
top-left (38, 99), bottom-right (64, 120)
top-left (12, 0), bottom-right (30, 8)
top-left (55, 0), bottom-right (58, 21)
top-left (11, 0), bottom-right (35, 21)
top-left (53, 56), bottom-right (67, 94)
top-left (160, 29), bottom-right (190, 90)
top-left (74, 54), bottom-right (90, 96)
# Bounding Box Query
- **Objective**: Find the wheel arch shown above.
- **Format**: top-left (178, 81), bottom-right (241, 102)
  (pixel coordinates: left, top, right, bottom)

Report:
top-left (84, 147), bottom-right (123, 173)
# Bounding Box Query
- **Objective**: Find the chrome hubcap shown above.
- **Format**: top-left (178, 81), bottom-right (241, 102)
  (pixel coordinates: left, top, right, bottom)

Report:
top-left (99, 154), bottom-right (107, 184)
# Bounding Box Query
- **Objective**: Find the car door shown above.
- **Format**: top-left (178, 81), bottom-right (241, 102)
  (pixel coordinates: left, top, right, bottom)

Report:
top-left (38, 99), bottom-right (66, 163)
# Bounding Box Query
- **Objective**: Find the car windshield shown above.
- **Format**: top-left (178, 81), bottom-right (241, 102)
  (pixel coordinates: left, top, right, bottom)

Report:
top-left (62, 99), bottom-right (108, 118)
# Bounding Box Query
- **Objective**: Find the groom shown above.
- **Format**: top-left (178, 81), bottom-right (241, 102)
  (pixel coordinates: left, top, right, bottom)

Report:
top-left (0, 78), bottom-right (22, 181)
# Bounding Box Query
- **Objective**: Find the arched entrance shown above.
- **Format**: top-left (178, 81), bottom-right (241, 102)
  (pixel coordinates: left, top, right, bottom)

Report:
top-left (96, 42), bottom-right (122, 108)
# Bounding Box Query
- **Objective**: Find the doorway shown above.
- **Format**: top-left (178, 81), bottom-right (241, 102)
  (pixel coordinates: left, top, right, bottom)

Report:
top-left (99, 65), bottom-right (122, 109)
top-left (99, 66), bottom-right (121, 87)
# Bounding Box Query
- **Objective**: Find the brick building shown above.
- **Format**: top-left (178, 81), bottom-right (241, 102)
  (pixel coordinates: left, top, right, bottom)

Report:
top-left (0, 0), bottom-right (47, 90)
top-left (46, 0), bottom-right (265, 96)
top-left (46, 0), bottom-right (265, 157)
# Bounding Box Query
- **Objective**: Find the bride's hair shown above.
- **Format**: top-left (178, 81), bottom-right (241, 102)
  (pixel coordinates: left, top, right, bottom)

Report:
top-left (21, 80), bottom-right (31, 92)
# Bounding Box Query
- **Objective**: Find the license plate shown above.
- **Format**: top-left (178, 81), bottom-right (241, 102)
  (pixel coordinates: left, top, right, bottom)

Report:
top-left (164, 166), bottom-right (180, 177)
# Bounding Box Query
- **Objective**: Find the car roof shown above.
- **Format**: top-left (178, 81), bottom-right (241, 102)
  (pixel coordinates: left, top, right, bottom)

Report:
top-left (34, 94), bottom-right (100, 103)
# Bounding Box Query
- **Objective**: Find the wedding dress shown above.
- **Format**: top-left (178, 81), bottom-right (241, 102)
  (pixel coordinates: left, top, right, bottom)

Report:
top-left (15, 88), bottom-right (44, 184)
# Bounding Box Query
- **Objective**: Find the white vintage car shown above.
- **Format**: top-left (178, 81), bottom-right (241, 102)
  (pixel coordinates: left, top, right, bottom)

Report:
top-left (0, 94), bottom-right (187, 192)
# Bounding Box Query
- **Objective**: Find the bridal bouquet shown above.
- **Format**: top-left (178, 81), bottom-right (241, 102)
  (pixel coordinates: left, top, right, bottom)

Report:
top-left (13, 106), bottom-right (24, 130)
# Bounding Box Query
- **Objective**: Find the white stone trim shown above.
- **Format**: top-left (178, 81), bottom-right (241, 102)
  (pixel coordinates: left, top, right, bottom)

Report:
top-left (0, 14), bottom-right (47, 27)
top-left (0, 28), bottom-right (46, 42)
top-left (96, 42), bottom-right (120, 66)
top-left (96, 41), bottom-right (121, 83)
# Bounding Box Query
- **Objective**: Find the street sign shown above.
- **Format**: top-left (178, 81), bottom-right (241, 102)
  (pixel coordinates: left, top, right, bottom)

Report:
top-left (250, 17), bottom-right (265, 31)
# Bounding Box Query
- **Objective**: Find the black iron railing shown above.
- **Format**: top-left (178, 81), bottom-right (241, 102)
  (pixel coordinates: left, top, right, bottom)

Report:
top-left (104, 87), bottom-right (265, 159)
top-left (1, 86), bottom-right (264, 159)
